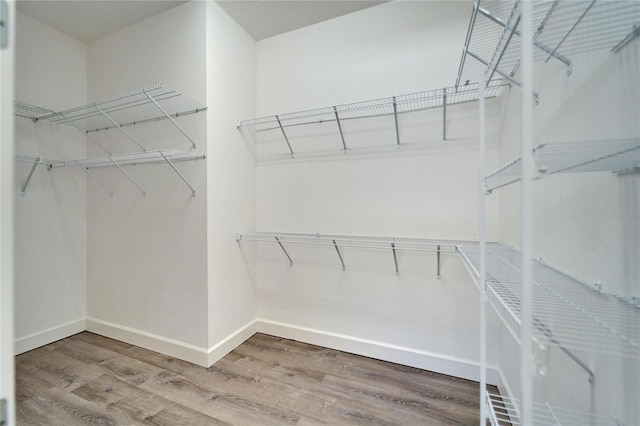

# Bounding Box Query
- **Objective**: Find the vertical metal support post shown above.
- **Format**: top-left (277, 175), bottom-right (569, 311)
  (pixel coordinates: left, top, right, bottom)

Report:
top-left (442, 89), bottom-right (447, 144)
top-left (391, 242), bottom-right (399, 275)
top-left (333, 107), bottom-right (347, 152)
top-left (436, 245), bottom-right (441, 279)
top-left (478, 72), bottom-right (488, 426)
top-left (392, 97), bottom-right (400, 148)
top-left (159, 151), bottom-right (197, 197)
top-left (143, 90), bottom-right (196, 149)
top-left (332, 240), bottom-right (345, 270)
top-left (21, 159), bottom-right (40, 194)
top-left (276, 115), bottom-right (294, 157)
top-left (520, 2), bottom-right (534, 425)
top-left (275, 236), bottom-right (293, 265)
top-left (93, 103), bottom-right (146, 151)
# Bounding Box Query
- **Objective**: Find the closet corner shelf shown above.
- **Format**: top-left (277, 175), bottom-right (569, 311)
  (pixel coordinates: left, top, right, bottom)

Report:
top-left (237, 231), bottom-right (478, 277)
top-left (456, 243), bottom-right (640, 360)
top-left (237, 81), bottom-right (508, 158)
top-left (484, 390), bottom-right (620, 426)
top-left (456, 0), bottom-right (640, 91)
top-left (485, 138), bottom-right (640, 192)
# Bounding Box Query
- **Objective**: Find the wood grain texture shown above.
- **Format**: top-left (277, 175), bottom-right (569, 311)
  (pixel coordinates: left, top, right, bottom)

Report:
top-left (16, 332), bottom-right (493, 425)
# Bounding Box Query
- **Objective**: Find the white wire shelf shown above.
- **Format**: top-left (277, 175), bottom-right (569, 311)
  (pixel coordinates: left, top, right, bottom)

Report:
top-left (485, 138), bottom-right (640, 192)
top-left (237, 231), bottom-right (481, 276)
top-left (16, 150), bottom-right (205, 197)
top-left (457, 244), bottom-right (640, 360)
top-left (485, 391), bottom-right (621, 425)
top-left (14, 84), bottom-right (206, 135)
top-left (456, 0), bottom-right (640, 90)
top-left (238, 82), bottom-right (507, 157)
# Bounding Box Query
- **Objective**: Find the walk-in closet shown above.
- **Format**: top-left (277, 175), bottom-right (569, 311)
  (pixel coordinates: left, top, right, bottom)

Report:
top-left (0, 0), bottom-right (638, 425)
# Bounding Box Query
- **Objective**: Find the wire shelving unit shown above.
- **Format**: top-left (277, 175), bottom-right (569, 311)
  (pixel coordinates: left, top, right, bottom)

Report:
top-left (14, 84), bottom-right (207, 197)
top-left (456, 0), bottom-right (640, 92)
top-left (485, 138), bottom-right (640, 192)
top-left (237, 231), bottom-right (479, 277)
top-left (238, 81), bottom-right (507, 158)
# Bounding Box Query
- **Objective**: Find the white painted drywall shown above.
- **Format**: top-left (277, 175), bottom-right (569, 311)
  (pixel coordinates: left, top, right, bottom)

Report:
top-left (86, 1), bottom-right (209, 354)
top-left (495, 40), bottom-right (640, 422)
top-left (205, 1), bottom-right (258, 361)
top-left (252, 0), bottom-right (502, 378)
top-left (14, 12), bottom-right (88, 353)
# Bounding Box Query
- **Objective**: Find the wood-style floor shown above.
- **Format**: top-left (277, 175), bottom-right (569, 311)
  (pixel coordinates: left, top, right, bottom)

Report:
top-left (16, 332), bottom-right (486, 425)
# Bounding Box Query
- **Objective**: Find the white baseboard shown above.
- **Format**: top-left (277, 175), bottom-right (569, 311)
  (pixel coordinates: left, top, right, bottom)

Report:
top-left (86, 317), bottom-right (258, 368)
top-left (207, 320), bottom-right (258, 366)
top-left (15, 318), bottom-right (86, 355)
top-left (86, 317), bottom-right (210, 367)
top-left (257, 318), bottom-right (498, 385)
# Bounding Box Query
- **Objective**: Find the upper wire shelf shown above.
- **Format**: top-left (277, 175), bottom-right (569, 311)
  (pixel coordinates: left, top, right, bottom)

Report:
top-left (238, 82), bottom-right (507, 158)
top-left (237, 231), bottom-right (483, 277)
top-left (457, 244), bottom-right (640, 360)
top-left (485, 138), bottom-right (640, 192)
top-left (14, 84), bottom-right (207, 136)
top-left (456, 0), bottom-right (640, 90)
top-left (485, 391), bottom-right (621, 425)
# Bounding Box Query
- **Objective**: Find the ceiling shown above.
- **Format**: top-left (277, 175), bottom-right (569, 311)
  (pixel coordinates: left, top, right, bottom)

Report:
top-left (16, 0), bottom-right (390, 44)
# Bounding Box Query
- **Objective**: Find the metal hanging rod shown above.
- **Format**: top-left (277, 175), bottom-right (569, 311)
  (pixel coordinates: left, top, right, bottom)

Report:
top-left (237, 231), bottom-right (482, 276)
top-left (457, 244), bottom-right (640, 360)
top-left (484, 138), bottom-right (640, 193)
top-left (455, 0), bottom-right (640, 90)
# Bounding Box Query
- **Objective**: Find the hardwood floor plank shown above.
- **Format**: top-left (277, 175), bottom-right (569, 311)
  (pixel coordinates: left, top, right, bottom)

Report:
top-left (16, 332), bottom-right (489, 425)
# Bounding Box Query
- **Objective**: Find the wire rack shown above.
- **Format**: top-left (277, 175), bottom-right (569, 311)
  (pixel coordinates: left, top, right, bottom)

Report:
top-left (238, 81), bottom-right (507, 132)
top-left (457, 244), bottom-right (640, 359)
top-left (485, 138), bottom-right (640, 192)
top-left (16, 150), bottom-right (205, 169)
top-left (485, 391), bottom-right (621, 425)
top-left (14, 84), bottom-right (206, 134)
top-left (237, 232), bottom-right (482, 276)
top-left (456, 0), bottom-right (640, 89)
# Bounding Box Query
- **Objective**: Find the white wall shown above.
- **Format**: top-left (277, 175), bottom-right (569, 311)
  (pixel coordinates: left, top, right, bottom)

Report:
top-left (14, 12), bottom-right (88, 353)
top-left (495, 37), bottom-right (640, 422)
top-left (205, 1), bottom-right (257, 364)
top-left (86, 1), bottom-right (210, 363)
top-left (252, 1), bottom-right (502, 381)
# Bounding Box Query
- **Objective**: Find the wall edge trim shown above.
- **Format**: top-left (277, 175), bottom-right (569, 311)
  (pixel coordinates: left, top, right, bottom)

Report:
top-left (256, 318), bottom-right (497, 384)
top-left (15, 318), bottom-right (86, 355)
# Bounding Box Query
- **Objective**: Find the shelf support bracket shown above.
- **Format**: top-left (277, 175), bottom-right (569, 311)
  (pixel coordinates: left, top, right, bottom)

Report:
top-left (437, 245), bottom-right (441, 279)
top-left (442, 89), bottom-right (447, 144)
top-left (275, 236), bottom-right (293, 265)
top-left (486, 13), bottom-right (521, 85)
top-left (333, 107), bottom-right (347, 152)
top-left (276, 115), bottom-right (294, 158)
top-left (333, 239), bottom-right (345, 270)
top-left (393, 97), bottom-right (400, 148)
top-left (545, 0), bottom-right (596, 63)
top-left (159, 150), bottom-right (197, 197)
top-left (59, 111), bottom-right (112, 155)
top-left (467, 50), bottom-right (539, 102)
top-left (143, 90), bottom-right (196, 149)
top-left (21, 158), bottom-right (40, 194)
top-left (611, 23), bottom-right (640, 53)
top-left (391, 242), bottom-right (399, 275)
top-left (93, 103), bottom-right (146, 151)
top-left (73, 161), bottom-right (113, 197)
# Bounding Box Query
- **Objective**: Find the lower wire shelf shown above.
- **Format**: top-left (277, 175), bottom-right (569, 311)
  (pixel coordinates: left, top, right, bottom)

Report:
top-left (456, 244), bottom-right (640, 360)
top-left (485, 391), bottom-right (620, 426)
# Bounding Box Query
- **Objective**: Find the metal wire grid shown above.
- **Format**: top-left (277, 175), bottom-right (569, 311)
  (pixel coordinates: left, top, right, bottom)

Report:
top-left (456, 0), bottom-right (640, 89)
top-left (485, 391), bottom-right (621, 425)
top-left (13, 84), bottom-right (206, 133)
top-left (15, 150), bottom-right (204, 169)
top-left (237, 231), bottom-right (475, 252)
top-left (457, 244), bottom-right (640, 359)
top-left (485, 138), bottom-right (640, 192)
top-left (238, 81), bottom-right (507, 133)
